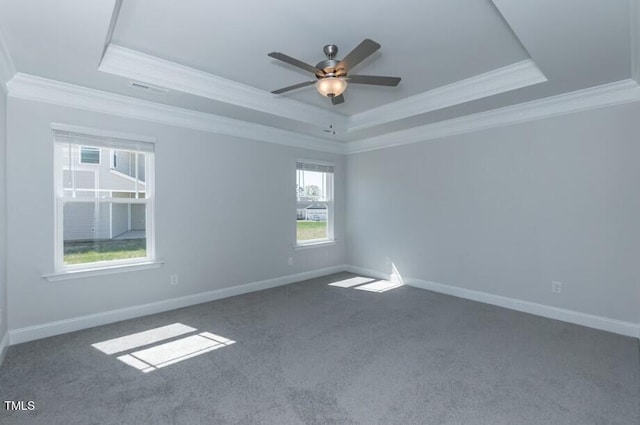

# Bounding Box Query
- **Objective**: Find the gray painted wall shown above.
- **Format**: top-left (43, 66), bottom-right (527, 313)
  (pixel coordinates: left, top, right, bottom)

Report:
top-left (6, 98), bottom-right (346, 331)
top-left (347, 102), bottom-right (640, 324)
top-left (0, 88), bottom-right (7, 347)
top-left (5, 93), bottom-right (639, 336)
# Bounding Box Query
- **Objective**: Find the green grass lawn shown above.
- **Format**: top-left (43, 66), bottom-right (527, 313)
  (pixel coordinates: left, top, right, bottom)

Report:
top-left (297, 220), bottom-right (327, 241)
top-left (64, 239), bottom-right (146, 265)
top-left (64, 249), bottom-right (147, 264)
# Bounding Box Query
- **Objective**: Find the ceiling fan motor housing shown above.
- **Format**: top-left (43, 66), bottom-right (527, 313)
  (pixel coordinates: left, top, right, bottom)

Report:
top-left (316, 45), bottom-right (346, 78)
top-left (315, 59), bottom-right (344, 78)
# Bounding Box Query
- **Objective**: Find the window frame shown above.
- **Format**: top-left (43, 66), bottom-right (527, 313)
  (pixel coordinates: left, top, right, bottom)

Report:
top-left (295, 159), bottom-right (334, 247)
top-left (53, 127), bottom-right (156, 274)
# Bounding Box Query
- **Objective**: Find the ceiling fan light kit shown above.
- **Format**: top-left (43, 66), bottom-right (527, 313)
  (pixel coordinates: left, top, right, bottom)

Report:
top-left (268, 39), bottom-right (401, 106)
top-left (316, 77), bottom-right (347, 98)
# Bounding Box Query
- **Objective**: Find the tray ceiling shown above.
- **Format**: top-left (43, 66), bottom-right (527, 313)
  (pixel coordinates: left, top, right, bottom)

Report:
top-left (0, 0), bottom-right (636, 150)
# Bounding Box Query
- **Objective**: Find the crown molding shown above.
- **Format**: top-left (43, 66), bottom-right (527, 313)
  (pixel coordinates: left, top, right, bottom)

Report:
top-left (631, 0), bottom-right (640, 84)
top-left (348, 59), bottom-right (547, 132)
top-left (7, 73), bottom-right (346, 154)
top-left (345, 79), bottom-right (640, 154)
top-left (99, 45), bottom-right (548, 135)
top-left (99, 44), bottom-right (347, 130)
top-left (7, 73), bottom-right (640, 158)
top-left (0, 28), bottom-right (16, 93)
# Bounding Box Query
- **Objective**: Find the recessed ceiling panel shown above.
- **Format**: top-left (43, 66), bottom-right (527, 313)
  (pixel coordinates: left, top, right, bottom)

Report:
top-left (0, 0), bottom-right (116, 82)
top-left (492, 0), bottom-right (630, 88)
top-left (112, 0), bottom-right (530, 114)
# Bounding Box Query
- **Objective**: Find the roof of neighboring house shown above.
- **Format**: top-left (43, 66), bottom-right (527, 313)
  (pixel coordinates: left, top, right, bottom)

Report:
top-left (304, 203), bottom-right (327, 210)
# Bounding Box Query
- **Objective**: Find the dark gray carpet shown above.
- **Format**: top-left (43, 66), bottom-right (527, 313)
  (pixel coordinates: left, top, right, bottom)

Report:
top-left (1, 272), bottom-right (638, 425)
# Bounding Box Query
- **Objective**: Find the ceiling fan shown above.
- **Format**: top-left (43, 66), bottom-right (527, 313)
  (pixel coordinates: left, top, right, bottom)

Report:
top-left (268, 39), bottom-right (401, 105)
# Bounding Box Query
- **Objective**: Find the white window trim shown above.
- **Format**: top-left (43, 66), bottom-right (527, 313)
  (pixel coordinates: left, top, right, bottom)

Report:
top-left (43, 260), bottom-right (164, 282)
top-left (51, 123), bottom-right (157, 144)
top-left (295, 159), bottom-right (335, 247)
top-left (294, 240), bottom-right (336, 250)
top-left (52, 128), bottom-right (157, 275)
top-left (296, 158), bottom-right (335, 167)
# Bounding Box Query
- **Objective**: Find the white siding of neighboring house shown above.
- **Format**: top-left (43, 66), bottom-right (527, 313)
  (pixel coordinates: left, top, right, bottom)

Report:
top-left (64, 145), bottom-right (146, 193)
top-left (296, 199), bottom-right (328, 222)
top-left (305, 208), bottom-right (327, 221)
top-left (100, 164), bottom-right (146, 193)
top-left (131, 204), bottom-right (146, 231)
top-left (63, 146), bottom-right (146, 241)
top-left (63, 169), bottom-right (99, 241)
top-left (95, 202), bottom-right (110, 239)
top-left (137, 153), bottom-right (145, 182)
top-left (63, 202), bottom-right (110, 241)
top-left (63, 169), bottom-right (95, 195)
top-left (63, 203), bottom-right (95, 241)
top-left (111, 203), bottom-right (129, 237)
top-left (113, 150), bottom-right (145, 184)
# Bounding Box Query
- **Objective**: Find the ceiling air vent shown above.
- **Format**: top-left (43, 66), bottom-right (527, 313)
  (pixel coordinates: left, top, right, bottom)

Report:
top-left (128, 81), bottom-right (169, 95)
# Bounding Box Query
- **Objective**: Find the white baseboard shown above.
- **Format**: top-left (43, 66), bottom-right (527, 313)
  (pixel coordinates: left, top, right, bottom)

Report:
top-left (9, 264), bottom-right (348, 345)
top-left (0, 331), bottom-right (8, 366)
top-left (405, 278), bottom-right (640, 338)
top-left (345, 265), bottom-right (639, 338)
top-left (8, 263), bottom-right (639, 345)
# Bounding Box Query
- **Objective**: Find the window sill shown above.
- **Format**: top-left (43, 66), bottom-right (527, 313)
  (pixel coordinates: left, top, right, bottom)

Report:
top-left (43, 260), bottom-right (164, 282)
top-left (294, 240), bottom-right (336, 250)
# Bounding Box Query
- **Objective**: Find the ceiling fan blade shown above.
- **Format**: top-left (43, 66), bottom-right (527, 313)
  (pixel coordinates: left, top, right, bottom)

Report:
top-left (271, 80), bottom-right (316, 94)
top-left (347, 75), bottom-right (401, 86)
top-left (336, 39), bottom-right (381, 73)
top-left (331, 94), bottom-right (345, 105)
top-left (268, 52), bottom-right (323, 76)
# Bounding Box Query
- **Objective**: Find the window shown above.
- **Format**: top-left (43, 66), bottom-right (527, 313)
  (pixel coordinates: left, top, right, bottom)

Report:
top-left (54, 130), bottom-right (155, 271)
top-left (110, 149), bottom-right (117, 169)
top-left (296, 161), bottom-right (334, 245)
top-left (80, 146), bottom-right (100, 164)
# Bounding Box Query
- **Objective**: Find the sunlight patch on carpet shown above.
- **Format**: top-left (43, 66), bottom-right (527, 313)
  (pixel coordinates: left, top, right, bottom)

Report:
top-left (329, 276), bottom-right (376, 288)
top-left (92, 324), bottom-right (235, 373)
top-left (92, 323), bottom-right (197, 355)
top-left (355, 280), bottom-right (404, 293)
top-left (116, 332), bottom-right (235, 373)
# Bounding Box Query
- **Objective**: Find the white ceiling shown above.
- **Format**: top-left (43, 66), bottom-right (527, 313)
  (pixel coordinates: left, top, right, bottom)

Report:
top-left (112, 0), bottom-right (529, 114)
top-left (0, 0), bottom-right (636, 148)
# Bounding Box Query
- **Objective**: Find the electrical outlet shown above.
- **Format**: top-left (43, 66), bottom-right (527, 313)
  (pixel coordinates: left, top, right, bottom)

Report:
top-left (551, 281), bottom-right (562, 294)
top-left (288, 257), bottom-right (294, 266)
top-left (170, 274), bottom-right (179, 285)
